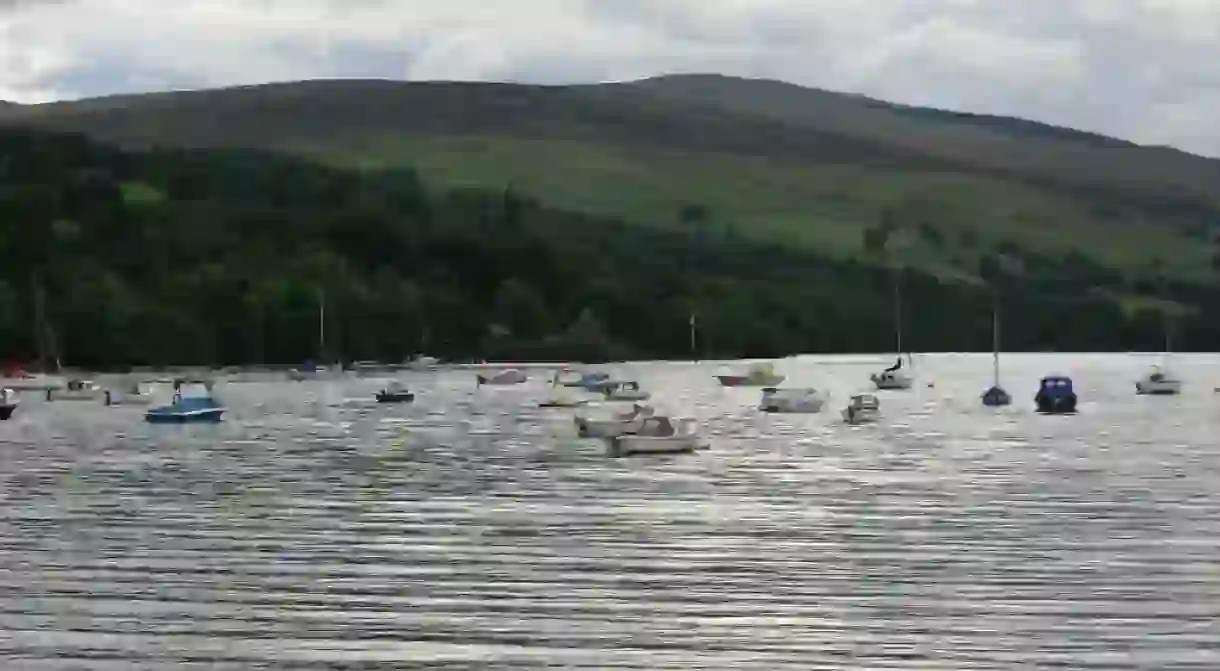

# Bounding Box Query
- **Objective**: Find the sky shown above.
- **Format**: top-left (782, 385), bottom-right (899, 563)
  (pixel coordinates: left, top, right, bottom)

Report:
top-left (2, 0), bottom-right (1218, 155)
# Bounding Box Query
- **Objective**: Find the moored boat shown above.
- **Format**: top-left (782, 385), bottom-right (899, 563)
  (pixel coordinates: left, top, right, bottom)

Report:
top-left (1035, 375), bottom-right (1077, 414)
top-left (716, 362), bottom-right (785, 387)
top-left (575, 403), bottom-right (654, 438)
top-left (104, 378), bottom-right (154, 406)
top-left (47, 378), bottom-right (104, 402)
top-left (146, 380), bottom-right (225, 423)
top-left (982, 305), bottom-right (1012, 406)
top-left (841, 393), bottom-right (881, 424)
top-left (375, 380), bottom-right (415, 403)
top-left (759, 387), bottom-right (825, 413)
top-left (477, 368), bottom-right (528, 386)
top-left (606, 416), bottom-right (704, 457)
top-left (1135, 366), bottom-right (1182, 395)
top-left (602, 380), bottom-right (651, 402)
top-left (0, 388), bottom-right (18, 420)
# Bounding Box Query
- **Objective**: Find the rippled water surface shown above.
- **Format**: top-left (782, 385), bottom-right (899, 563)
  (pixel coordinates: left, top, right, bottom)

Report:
top-left (3, 353), bottom-right (1220, 669)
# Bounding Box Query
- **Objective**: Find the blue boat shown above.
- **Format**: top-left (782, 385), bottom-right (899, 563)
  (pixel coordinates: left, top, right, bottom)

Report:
top-left (146, 382), bottom-right (225, 423)
top-left (1035, 375), bottom-right (1077, 414)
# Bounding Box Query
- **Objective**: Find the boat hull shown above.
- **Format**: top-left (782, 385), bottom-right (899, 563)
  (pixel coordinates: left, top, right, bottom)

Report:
top-left (717, 375), bottom-right (785, 387)
top-left (605, 391), bottom-right (651, 402)
top-left (146, 409), bottom-right (225, 423)
top-left (375, 392), bottom-right (415, 403)
top-left (871, 373), bottom-right (913, 390)
top-left (1035, 395), bottom-right (1077, 414)
top-left (760, 389), bottom-right (825, 413)
top-left (607, 436), bottom-right (703, 457)
top-left (1136, 381), bottom-right (1181, 395)
top-left (982, 386), bottom-right (1012, 407)
top-left (842, 408), bottom-right (880, 424)
top-left (0, 405), bottom-right (15, 420)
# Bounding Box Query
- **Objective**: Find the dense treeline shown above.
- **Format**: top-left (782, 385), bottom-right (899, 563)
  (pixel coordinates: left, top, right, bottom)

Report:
top-left (0, 128), bottom-right (1215, 368)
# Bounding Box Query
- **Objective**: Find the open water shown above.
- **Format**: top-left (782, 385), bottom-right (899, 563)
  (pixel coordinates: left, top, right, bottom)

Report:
top-left (1, 353), bottom-right (1219, 669)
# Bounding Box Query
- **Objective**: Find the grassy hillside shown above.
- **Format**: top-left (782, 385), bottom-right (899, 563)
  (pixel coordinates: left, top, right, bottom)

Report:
top-left (2, 75), bottom-right (1216, 278)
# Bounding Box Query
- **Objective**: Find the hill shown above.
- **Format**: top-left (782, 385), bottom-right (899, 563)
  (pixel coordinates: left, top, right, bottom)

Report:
top-left (2, 75), bottom-right (1218, 279)
top-left (0, 127), bottom-right (1215, 367)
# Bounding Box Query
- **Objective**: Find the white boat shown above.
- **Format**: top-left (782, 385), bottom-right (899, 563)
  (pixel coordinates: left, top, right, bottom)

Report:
top-left (47, 378), bottom-right (104, 402)
top-left (575, 403), bottom-right (654, 438)
top-left (982, 305), bottom-right (1012, 406)
top-left (759, 387), bottom-right (825, 413)
top-left (842, 393), bottom-right (881, 424)
top-left (104, 378), bottom-right (154, 406)
top-left (602, 380), bottom-right (651, 402)
top-left (716, 362), bottom-right (785, 387)
top-left (1136, 318), bottom-right (1181, 395)
top-left (871, 271), bottom-right (914, 390)
top-left (606, 416), bottom-right (704, 457)
top-left (0, 388), bottom-right (18, 420)
top-left (1136, 365), bottom-right (1181, 395)
top-left (405, 355), bottom-right (440, 371)
top-left (870, 359), bottom-right (913, 390)
top-left (477, 369), bottom-right (528, 386)
top-left (539, 379), bottom-right (590, 408)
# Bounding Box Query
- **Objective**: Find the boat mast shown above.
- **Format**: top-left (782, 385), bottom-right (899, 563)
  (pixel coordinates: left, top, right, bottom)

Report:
top-left (689, 311), bottom-right (698, 363)
top-left (892, 271), bottom-right (904, 358)
top-left (992, 303), bottom-right (1001, 386)
top-left (317, 286), bottom-right (326, 366)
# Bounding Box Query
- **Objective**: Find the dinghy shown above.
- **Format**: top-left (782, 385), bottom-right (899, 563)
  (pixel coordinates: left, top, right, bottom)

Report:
top-left (606, 416), bottom-right (704, 457)
top-left (759, 387), bottom-right (825, 413)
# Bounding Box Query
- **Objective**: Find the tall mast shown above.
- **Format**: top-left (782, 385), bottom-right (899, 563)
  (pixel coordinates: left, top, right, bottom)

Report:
top-left (317, 286), bottom-right (326, 364)
top-left (893, 271), bottom-right (903, 355)
top-left (992, 303), bottom-right (1000, 386)
top-left (689, 311), bottom-right (698, 363)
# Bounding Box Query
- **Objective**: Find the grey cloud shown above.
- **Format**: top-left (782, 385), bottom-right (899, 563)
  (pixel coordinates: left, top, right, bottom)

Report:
top-left (2, 0), bottom-right (1220, 154)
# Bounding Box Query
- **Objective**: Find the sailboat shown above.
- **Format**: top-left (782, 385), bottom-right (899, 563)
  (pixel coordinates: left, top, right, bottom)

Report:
top-left (981, 303), bottom-right (1012, 406)
top-left (3, 277), bottom-right (64, 391)
top-left (870, 272), bottom-right (913, 390)
top-left (1135, 315), bottom-right (1182, 395)
top-left (288, 288), bottom-right (343, 381)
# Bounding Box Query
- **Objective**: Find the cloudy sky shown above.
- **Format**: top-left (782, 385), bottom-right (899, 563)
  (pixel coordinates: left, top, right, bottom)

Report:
top-left (2, 0), bottom-right (1218, 155)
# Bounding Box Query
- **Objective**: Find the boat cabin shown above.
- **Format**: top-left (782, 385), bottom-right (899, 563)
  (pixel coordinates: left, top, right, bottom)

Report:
top-left (1038, 376), bottom-right (1074, 395)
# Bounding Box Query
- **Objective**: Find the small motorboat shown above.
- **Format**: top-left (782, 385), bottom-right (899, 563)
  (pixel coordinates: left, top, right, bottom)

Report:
top-left (1035, 375), bottom-right (1077, 414)
top-left (555, 369), bottom-right (611, 390)
top-left (716, 362), bottom-right (785, 387)
top-left (0, 388), bottom-right (18, 420)
top-left (104, 378), bottom-right (154, 406)
top-left (606, 416), bottom-right (704, 457)
top-left (145, 381), bottom-right (225, 423)
top-left (760, 387), bottom-right (826, 413)
top-left (842, 393), bottom-right (881, 424)
top-left (477, 369), bottom-right (528, 386)
top-left (870, 357), bottom-right (913, 390)
top-left (375, 381), bottom-right (415, 403)
top-left (1135, 365), bottom-right (1181, 395)
top-left (602, 380), bottom-right (651, 402)
top-left (575, 403), bottom-right (654, 438)
top-left (47, 378), bottom-right (104, 402)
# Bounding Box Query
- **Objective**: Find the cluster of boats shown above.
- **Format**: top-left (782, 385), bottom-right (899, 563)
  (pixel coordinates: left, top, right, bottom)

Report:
top-left (0, 373), bottom-right (225, 423)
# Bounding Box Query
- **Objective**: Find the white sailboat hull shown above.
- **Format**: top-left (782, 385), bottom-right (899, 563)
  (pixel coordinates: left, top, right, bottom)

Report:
top-left (1136, 378), bottom-right (1181, 395)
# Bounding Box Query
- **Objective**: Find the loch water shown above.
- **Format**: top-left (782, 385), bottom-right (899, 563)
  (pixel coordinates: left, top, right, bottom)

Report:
top-left (1, 353), bottom-right (1218, 669)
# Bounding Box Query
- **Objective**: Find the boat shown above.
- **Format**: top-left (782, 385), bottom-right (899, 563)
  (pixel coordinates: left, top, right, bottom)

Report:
top-left (871, 270), bottom-right (914, 390)
top-left (375, 380), bottom-right (415, 403)
top-left (602, 380), bottom-right (651, 402)
top-left (575, 403), bottom-right (654, 438)
top-left (556, 369), bottom-right (611, 390)
top-left (47, 378), bottom-right (104, 402)
top-left (539, 377), bottom-right (590, 408)
top-left (759, 387), bottom-right (826, 413)
top-left (1136, 366), bottom-right (1182, 395)
top-left (606, 416), bottom-right (704, 457)
top-left (841, 393), bottom-right (881, 424)
top-left (981, 304), bottom-right (1012, 406)
top-left (288, 288), bottom-right (344, 381)
top-left (145, 380), bottom-right (225, 423)
top-left (405, 355), bottom-right (440, 371)
top-left (104, 378), bottom-right (154, 406)
top-left (870, 357), bottom-right (914, 390)
top-left (0, 388), bottom-right (18, 420)
top-left (1035, 375), bottom-right (1077, 414)
top-left (476, 369), bottom-right (528, 386)
top-left (1135, 317), bottom-right (1181, 395)
top-left (716, 362), bottom-right (785, 387)
top-left (0, 365), bottom-right (60, 391)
